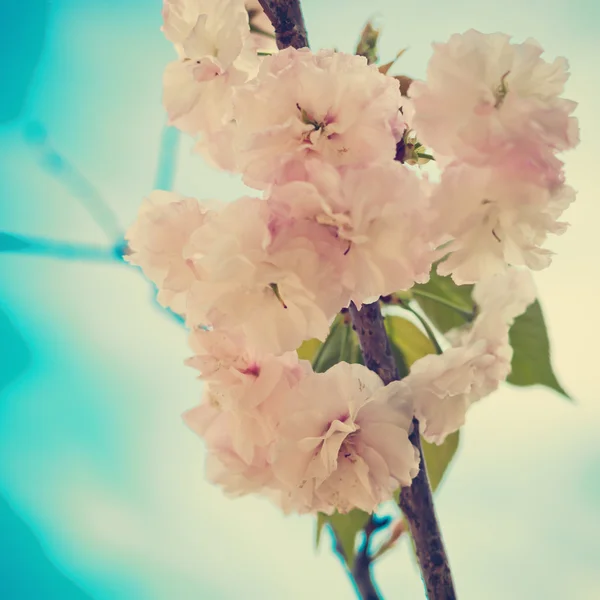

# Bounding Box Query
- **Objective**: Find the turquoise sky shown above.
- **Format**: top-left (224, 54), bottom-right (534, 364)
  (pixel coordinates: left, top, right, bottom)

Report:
top-left (1, 0), bottom-right (599, 598)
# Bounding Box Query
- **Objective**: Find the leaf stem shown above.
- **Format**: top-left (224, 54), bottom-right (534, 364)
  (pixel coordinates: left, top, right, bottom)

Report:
top-left (399, 301), bottom-right (444, 355)
top-left (411, 289), bottom-right (473, 320)
top-left (249, 23), bottom-right (277, 39)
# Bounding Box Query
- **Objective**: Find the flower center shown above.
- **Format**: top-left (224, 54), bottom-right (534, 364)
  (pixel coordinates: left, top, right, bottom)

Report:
top-left (296, 103), bottom-right (336, 144)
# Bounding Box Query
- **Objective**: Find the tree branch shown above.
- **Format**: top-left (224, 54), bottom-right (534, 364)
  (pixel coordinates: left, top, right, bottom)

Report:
top-left (349, 301), bottom-right (456, 600)
top-left (352, 549), bottom-right (381, 600)
top-left (333, 516), bottom-right (384, 600)
top-left (259, 2), bottom-right (455, 597)
top-left (257, 0), bottom-right (309, 49)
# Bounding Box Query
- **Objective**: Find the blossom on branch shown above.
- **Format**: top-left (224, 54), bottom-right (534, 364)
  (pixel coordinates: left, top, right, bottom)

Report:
top-left (409, 29), bottom-right (579, 169)
top-left (184, 327), bottom-right (307, 463)
top-left (184, 196), bottom-right (346, 354)
top-left (267, 159), bottom-right (435, 304)
top-left (272, 362), bottom-right (419, 514)
top-left (125, 190), bottom-right (209, 315)
top-left (411, 268), bottom-right (536, 444)
top-left (432, 163), bottom-right (575, 284)
top-left (233, 48), bottom-right (404, 187)
top-left (162, 0), bottom-right (259, 169)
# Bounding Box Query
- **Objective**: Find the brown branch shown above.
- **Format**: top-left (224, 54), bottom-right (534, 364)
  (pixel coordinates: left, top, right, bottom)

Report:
top-left (352, 550), bottom-right (381, 600)
top-left (257, 0), bottom-right (309, 49)
top-left (259, 2), bottom-right (455, 597)
top-left (349, 301), bottom-right (456, 600)
top-left (333, 516), bottom-right (383, 600)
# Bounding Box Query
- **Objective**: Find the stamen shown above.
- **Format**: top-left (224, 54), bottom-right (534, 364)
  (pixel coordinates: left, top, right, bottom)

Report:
top-left (269, 283), bottom-right (288, 308)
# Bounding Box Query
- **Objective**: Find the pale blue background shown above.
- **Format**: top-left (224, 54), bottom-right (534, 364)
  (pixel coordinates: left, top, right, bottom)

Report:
top-left (1, 0), bottom-right (599, 598)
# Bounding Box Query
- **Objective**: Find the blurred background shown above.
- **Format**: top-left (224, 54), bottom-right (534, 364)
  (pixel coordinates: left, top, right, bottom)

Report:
top-left (1, 0), bottom-right (599, 598)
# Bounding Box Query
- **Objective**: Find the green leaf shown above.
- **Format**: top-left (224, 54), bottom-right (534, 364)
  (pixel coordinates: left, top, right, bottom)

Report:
top-left (316, 512), bottom-right (327, 547)
top-left (394, 431), bottom-right (460, 504)
top-left (412, 270), bottom-right (474, 333)
top-left (384, 315), bottom-right (436, 367)
top-left (355, 21), bottom-right (380, 64)
top-left (421, 431), bottom-right (460, 492)
top-left (296, 337), bottom-right (321, 363)
top-left (301, 316), bottom-right (364, 373)
top-left (507, 300), bottom-right (570, 399)
top-left (316, 509), bottom-right (370, 568)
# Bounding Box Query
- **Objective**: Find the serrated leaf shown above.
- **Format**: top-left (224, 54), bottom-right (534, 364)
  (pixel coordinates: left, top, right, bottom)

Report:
top-left (384, 315), bottom-right (435, 367)
top-left (412, 271), bottom-right (474, 333)
top-left (507, 300), bottom-right (570, 399)
top-left (316, 509), bottom-right (370, 568)
top-left (421, 431), bottom-right (460, 492)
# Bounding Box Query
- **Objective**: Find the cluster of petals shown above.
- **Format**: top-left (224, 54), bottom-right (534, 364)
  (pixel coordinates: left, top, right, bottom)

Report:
top-left (233, 47), bottom-right (406, 188)
top-left (128, 8), bottom-right (580, 515)
top-left (184, 342), bottom-right (419, 513)
top-left (128, 161), bottom-right (435, 355)
top-left (161, 0), bottom-right (258, 170)
top-left (409, 269), bottom-right (536, 444)
top-left (410, 29), bottom-right (578, 282)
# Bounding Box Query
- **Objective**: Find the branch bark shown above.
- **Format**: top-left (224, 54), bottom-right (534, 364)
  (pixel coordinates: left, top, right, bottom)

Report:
top-left (257, 0), bottom-right (309, 49)
top-left (349, 301), bottom-right (456, 600)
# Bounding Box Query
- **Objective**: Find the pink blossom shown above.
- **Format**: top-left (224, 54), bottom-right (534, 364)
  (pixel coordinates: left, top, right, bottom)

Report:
top-left (233, 48), bottom-right (404, 188)
top-left (162, 0), bottom-right (258, 169)
top-left (432, 163), bottom-right (575, 284)
top-left (267, 160), bottom-right (435, 304)
top-left (184, 404), bottom-right (277, 496)
top-left (412, 268), bottom-right (536, 444)
top-left (272, 362), bottom-right (419, 514)
top-left (125, 191), bottom-right (209, 315)
top-left (410, 29), bottom-right (579, 170)
top-left (185, 196), bottom-right (348, 354)
top-left (185, 327), bottom-right (307, 463)
top-left (408, 343), bottom-right (492, 445)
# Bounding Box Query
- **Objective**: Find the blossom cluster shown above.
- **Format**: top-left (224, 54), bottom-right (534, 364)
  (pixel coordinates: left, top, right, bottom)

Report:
top-left (125, 1), bottom-right (577, 514)
top-left (410, 29), bottom-right (578, 283)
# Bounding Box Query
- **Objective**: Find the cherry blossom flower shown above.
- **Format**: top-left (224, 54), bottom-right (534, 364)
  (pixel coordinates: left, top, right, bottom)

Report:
top-left (162, 0), bottom-right (259, 169)
top-left (272, 362), bottom-right (419, 514)
top-left (268, 160), bottom-right (435, 304)
top-left (408, 343), bottom-right (489, 445)
top-left (185, 196), bottom-right (347, 354)
top-left (432, 163), bottom-right (575, 284)
top-left (184, 403), bottom-right (278, 496)
top-left (411, 269), bottom-right (536, 444)
top-left (409, 29), bottom-right (579, 170)
top-left (184, 327), bottom-right (308, 462)
top-left (233, 48), bottom-right (404, 187)
top-left (125, 190), bottom-right (209, 315)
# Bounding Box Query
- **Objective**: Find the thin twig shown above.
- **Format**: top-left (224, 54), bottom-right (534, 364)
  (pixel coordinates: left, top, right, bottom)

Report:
top-left (332, 516), bottom-right (385, 600)
top-left (351, 516), bottom-right (388, 600)
top-left (0, 232), bottom-right (121, 263)
top-left (23, 120), bottom-right (124, 244)
top-left (257, 0), bottom-right (309, 49)
top-left (349, 301), bottom-right (456, 600)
